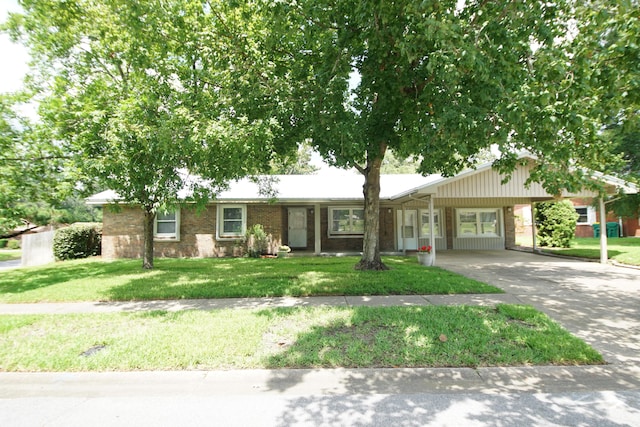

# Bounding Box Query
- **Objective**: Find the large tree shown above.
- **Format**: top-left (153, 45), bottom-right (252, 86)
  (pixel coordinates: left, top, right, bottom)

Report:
top-left (259, 0), bottom-right (626, 270)
top-left (0, 93), bottom-right (71, 236)
top-left (6, 0), bottom-right (288, 268)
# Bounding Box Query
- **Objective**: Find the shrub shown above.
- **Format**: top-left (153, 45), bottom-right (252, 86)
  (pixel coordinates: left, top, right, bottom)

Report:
top-left (245, 224), bottom-right (269, 258)
top-left (53, 223), bottom-right (102, 260)
top-left (0, 239), bottom-right (7, 248)
top-left (535, 200), bottom-right (579, 248)
top-left (7, 239), bottom-right (20, 250)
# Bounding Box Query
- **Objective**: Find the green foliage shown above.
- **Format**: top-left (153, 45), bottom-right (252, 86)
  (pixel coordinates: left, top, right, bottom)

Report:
top-left (0, 94), bottom-right (72, 236)
top-left (0, 239), bottom-right (7, 248)
top-left (535, 201), bottom-right (579, 248)
top-left (270, 142), bottom-right (319, 175)
top-left (7, 240), bottom-right (20, 250)
top-left (6, 0), bottom-right (289, 269)
top-left (53, 223), bottom-right (102, 261)
top-left (245, 224), bottom-right (269, 258)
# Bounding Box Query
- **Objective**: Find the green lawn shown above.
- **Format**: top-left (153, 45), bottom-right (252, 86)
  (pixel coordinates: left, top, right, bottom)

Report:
top-left (0, 256), bottom-right (502, 303)
top-left (542, 237), bottom-right (640, 266)
top-left (0, 250), bottom-right (21, 262)
top-left (0, 304), bottom-right (603, 371)
top-left (517, 236), bottom-right (640, 266)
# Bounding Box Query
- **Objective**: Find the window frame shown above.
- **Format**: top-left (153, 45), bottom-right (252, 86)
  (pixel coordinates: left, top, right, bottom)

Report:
top-left (328, 206), bottom-right (365, 237)
top-left (456, 208), bottom-right (501, 238)
top-left (574, 206), bottom-right (595, 225)
top-left (154, 209), bottom-right (180, 241)
top-left (418, 209), bottom-right (443, 238)
top-left (217, 204), bottom-right (247, 240)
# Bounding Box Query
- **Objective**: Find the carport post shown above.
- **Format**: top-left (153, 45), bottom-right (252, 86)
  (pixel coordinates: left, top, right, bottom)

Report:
top-left (429, 195), bottom-right (436, 265)
top-left (531, 203), bottom-right (538, 252)
top-left (599, 197), bottom-right (608, 264)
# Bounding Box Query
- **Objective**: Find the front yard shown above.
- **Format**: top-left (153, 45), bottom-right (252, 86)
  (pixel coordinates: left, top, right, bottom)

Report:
top-left (0, 256), bottom-right (502, 303)
top-left (0, 255), bottom-right (605, 371)
top-left (0, 304), bottom-right (603, 371)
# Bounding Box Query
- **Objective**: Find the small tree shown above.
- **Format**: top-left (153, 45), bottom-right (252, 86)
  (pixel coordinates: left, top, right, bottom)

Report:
top-left (535, 201), bottom-right (579, 248)
top-left (244, 224), bottom-right (269, 258)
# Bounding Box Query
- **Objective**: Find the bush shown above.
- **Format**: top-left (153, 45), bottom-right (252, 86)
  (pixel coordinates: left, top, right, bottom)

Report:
top-left (53, 223), bottom-right (102, 261)
top-left (7, 239), bottom-right (20, 250)
top-left (535, 200), bottom-right (579, 248)
top-left (0, 239), bottom-right (7, 248)
top-left (245, 224), bottom-right (269, 258)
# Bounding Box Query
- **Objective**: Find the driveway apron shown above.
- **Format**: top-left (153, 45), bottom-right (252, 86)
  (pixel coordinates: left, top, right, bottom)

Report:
top-left (436, 250), bottom-right (640, 365)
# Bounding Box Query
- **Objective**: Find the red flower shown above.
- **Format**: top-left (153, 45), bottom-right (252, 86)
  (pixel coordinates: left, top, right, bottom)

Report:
top-left (418, 245), bottom-right (432, 254)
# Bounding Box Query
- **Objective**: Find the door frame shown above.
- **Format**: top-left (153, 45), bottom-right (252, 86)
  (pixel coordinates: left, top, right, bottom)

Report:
top-left (288, 207), bottom-right (308, 248)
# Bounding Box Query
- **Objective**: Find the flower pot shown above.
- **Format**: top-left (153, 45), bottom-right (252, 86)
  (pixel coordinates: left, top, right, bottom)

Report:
top-left (417, 252), bottom-right (433, 266)
top-left (277, 251), bottom-right (289, 259)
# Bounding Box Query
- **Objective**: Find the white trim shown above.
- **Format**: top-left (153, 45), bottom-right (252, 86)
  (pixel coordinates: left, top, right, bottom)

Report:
top-left (418, 209), bottom-right (443, 238)
top-left (328, 206), bottom-right (365, 236)
top-left (217, 204), bottom-right (247, 240)
top-left (574, 205), bottom-right (596, 225)
top-left (154, 209), bottom-right (180, 241)
top-left (456, 208), bottom-right (502, 238)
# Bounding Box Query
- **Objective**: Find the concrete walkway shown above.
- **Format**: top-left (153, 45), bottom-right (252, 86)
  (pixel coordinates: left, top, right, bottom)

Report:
top-left (2, 251), bottom-right (640, 426)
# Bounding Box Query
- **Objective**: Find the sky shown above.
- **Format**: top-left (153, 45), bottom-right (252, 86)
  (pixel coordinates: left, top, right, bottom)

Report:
top-left (0, 0), bottom-right (29, 94)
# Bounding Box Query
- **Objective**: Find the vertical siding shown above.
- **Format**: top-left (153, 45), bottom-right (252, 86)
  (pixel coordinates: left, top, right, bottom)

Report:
top-left (453, 237), bottom-right (505, 250)
top-left (436, 164), bottom-right (553, 198)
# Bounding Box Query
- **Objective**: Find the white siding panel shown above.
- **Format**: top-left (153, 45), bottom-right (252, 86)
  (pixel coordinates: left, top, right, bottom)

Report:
top-left (436, 164), bottom-right (552, 198)
top-left (434, 163), bottom-right (600, 199)
top-left (453, 237), bottom-right (505, 250)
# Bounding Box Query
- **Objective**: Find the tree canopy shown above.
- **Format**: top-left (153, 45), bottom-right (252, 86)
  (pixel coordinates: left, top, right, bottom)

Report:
top-left (255, 0), bottom-right (630, 269)
top-left (6, 0), bottom-right (292, 267)
top-left (4, 0), bottom-right (637, 270)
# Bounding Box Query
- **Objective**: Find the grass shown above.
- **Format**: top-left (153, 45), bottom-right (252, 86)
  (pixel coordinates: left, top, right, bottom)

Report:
top-left (0, 256), bottom-right (502, 303)
top-left (0, 305), bottom-right (603, 371)
top-left (518, 236), bottom-right (640, 266)
top-left (0, 250), bottom-right (21, 262)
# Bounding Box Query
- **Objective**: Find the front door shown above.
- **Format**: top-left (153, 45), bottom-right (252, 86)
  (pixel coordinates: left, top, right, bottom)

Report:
top-left (397, 209), bottom-right (418, 250)
top-left (288, 208), bottom-right (307, 248)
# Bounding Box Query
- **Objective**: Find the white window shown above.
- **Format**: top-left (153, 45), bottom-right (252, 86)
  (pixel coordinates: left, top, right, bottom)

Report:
top-left (574, 206), bottom-right (596, 224)
top-left (218, 204), bottom-right (246, 239)
top-left (419, 209), bottom-right (442, 237)
top-left (329, 207), bottom-right (365, 235)
top-left (154, 210), bottom-right (180, 240)
top-left (456, 209), bottom-right (501, 237)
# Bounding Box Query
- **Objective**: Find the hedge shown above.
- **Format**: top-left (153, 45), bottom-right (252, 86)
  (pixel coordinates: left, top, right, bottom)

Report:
top-left (53, 223), bottom-right (102, 261)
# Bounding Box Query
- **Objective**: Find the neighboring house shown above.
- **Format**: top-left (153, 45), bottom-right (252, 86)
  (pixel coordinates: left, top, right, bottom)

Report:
top-left (515, 198), bottom-right (640, 240)
top-left (86, 157), bottom-right (637, 259)
top-left (570, 198), bottom-right (639, 238)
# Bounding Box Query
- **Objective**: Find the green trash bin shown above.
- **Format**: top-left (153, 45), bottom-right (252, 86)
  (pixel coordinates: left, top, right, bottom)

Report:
top-left (606, 222), bottom-right (619, 238)
top-left (593, 223), bottom-right (600, 238)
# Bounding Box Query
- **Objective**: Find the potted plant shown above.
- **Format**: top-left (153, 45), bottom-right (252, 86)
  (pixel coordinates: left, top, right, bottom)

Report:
top-left (417, 245), bottom-right (433, 266)
top-left (277, 245), bottom-right (291, 258)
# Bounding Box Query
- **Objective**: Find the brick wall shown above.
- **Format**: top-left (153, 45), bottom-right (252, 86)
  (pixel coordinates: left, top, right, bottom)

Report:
top-left (503, 206), bottom-right (516, 249)
top-left (102, 203), bottom-right (284, 259)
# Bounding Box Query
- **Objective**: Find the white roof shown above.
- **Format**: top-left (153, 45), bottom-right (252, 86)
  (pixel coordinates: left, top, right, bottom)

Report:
top-left (85, 157), bottom-right (637, 205)
top-left (85, 172), bottom-right (436, 205)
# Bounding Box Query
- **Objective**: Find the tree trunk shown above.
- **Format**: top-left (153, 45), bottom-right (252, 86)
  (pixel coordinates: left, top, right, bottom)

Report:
top-left (355, 146), bottom-right (389, 271)
top-left (142, 208), bottom-right (155, 269)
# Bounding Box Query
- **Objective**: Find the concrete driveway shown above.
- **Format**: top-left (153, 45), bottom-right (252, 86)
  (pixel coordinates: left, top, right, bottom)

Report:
top-left (436, 250), bottom-right (640, 365)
